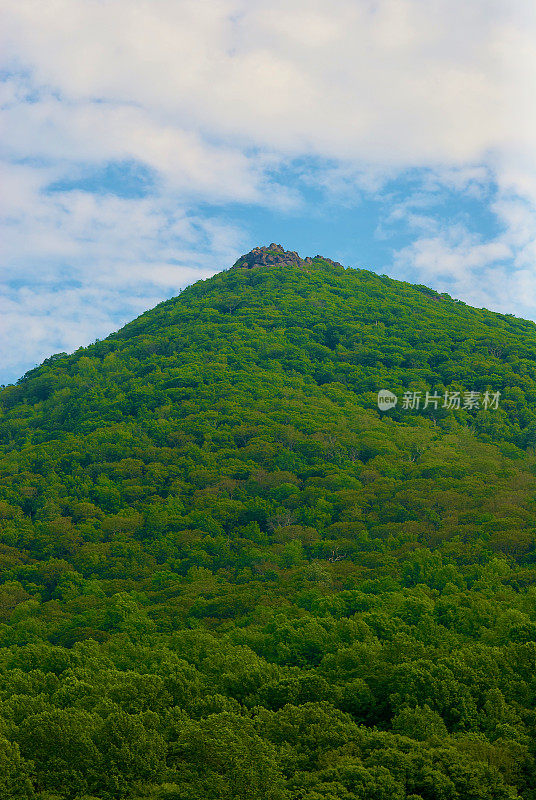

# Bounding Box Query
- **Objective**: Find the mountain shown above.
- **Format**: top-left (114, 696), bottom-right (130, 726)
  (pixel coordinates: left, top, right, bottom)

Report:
top-left (1, 244), bottom-right (536, 799)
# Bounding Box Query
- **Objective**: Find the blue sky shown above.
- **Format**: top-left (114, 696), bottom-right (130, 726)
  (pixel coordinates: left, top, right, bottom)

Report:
top-left (1, 0), bottom-right (535, 385)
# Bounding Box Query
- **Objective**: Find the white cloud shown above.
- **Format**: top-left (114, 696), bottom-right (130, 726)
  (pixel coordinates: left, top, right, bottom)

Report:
top-left (0, 160), bottom-right (247, 383)
top-left (2, 0), bottom-right (533, 164)
top-left (390, 207), bottom-right (536, 320)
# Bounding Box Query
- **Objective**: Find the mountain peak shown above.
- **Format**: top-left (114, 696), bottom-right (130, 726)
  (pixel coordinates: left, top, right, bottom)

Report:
top-left (232, 243), bottom-right (310, 270)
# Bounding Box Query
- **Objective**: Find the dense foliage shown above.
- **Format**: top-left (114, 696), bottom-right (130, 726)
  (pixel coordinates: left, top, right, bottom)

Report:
top-left (1, 247), bottom-right (536, 798)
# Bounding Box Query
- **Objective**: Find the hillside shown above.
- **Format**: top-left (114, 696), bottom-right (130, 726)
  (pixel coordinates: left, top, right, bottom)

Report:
top-left (1, 244), bottom-right (536, 799)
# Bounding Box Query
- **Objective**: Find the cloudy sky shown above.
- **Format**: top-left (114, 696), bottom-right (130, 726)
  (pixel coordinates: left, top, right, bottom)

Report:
top-left (1, 0), bottom-right (535, 384)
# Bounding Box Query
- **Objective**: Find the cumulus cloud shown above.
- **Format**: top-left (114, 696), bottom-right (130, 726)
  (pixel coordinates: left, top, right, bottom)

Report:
top-left (0, 161), bottom-right (247, 383)
top-left (3, 0), bottom-right (533, 161)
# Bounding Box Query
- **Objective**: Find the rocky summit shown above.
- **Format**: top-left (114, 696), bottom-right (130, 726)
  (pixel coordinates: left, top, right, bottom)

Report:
top-left (232, 242), bottom-right (346, 272)
top-left (232, 242), bottom-right (308, 270)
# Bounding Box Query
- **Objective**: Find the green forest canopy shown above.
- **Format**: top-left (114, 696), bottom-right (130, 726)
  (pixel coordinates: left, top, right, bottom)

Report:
top-left (1, 245), bottom-right (536, 798)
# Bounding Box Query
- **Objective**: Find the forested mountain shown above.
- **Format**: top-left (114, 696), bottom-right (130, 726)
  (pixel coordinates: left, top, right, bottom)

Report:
top-left (1, 244), bottom-right (536, 798)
